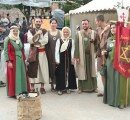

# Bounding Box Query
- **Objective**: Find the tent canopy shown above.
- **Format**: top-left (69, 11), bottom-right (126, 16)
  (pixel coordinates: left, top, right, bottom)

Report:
top-left (69, 0), bottom-right (130, 14)
top-left (69, 0), bottom-right (130, 38)
top-left (0, 0), bottom-right (52, 7)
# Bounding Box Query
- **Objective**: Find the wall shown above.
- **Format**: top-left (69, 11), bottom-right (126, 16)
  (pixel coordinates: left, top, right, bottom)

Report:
top-left (70, 10), bottom-right (118, 38)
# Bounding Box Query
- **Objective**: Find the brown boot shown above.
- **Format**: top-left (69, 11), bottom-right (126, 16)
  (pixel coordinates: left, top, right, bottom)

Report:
top-left (40, 88), bottom-right (46, 94)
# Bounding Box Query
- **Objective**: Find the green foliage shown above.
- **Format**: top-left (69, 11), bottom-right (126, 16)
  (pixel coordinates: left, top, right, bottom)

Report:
top-left (76, 0), bottom-right (92, 5)
top-left (61, 0), bottom-right (92, 13)
top-left (65, 18), bottom-right (70, 27)
top-left (62, 1), bottom-right (79, 13)
top-left (0, 4), bottom-right (13, 9)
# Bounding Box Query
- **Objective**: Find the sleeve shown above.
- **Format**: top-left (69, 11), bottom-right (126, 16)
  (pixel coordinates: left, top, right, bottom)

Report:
top-left (39, 32), bottom-right (48, 46)
top-left (94, 31), bottom-right (99, 52)
top-left (71, 39), bottom-right (75, 60)
top-left (19, 39), bottom-right (23, 49)
top-left (74, 33), bottom-right (80, 58)
top-left (4, 37), bottom-right (9, 62)
top-left (27, 30), bottom-right (34, 44)
top-left (55, 39), bottom-right (60, 63)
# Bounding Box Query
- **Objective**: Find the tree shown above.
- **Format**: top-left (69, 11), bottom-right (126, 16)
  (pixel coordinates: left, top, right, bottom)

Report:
top-left (62, 0), bottom-right (92, 13)
top-left (68, 0), bottom-right (92, 5)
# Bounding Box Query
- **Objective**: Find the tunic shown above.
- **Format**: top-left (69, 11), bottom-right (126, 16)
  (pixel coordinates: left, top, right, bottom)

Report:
top-left (96, 27), bottom-right (111, 72)
top-left (27, 28), bottom-right (49, 84)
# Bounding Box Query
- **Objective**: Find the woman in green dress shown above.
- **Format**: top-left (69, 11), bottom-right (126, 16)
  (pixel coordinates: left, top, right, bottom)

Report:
top-left (104, 23), bottom-right (130, 108)
top-left (4, 24), bottom-right (28, 97)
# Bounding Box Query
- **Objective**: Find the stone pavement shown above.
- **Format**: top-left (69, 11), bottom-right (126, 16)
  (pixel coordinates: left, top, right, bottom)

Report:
top-left (0, 83), bottom-right (130, 120)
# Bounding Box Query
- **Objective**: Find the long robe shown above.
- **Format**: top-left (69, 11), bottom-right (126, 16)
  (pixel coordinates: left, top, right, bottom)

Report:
top-left (45, 30), bottom-right (61, 83)
top-left (104, 36), bottom-right (130, 107)
top-left (4, 37), bottom-right (28, 96)
top-left (55, 39), bottom-right (77, 91)
top-left (75, 30), bottom-right (97, 92)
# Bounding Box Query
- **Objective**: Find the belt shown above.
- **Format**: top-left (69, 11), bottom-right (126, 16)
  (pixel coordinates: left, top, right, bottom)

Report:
top-left (38, 48), bottom-right (46, 52)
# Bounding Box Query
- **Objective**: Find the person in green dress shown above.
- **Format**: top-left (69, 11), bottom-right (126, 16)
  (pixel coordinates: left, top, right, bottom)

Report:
top-left (4, 24), bottom-right (28, 97)
top-left (103, 23), bottom-right (130, 108)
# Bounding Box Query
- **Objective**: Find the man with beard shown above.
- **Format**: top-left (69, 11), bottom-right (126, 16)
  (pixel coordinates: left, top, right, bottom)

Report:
top-left (74, 19), bottom-right (97, 93)
top-left (27, 18), bottom-right (49, 94)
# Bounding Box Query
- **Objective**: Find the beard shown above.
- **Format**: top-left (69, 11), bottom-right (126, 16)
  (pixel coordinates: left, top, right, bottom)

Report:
top-left (83, 27), bottom-right (89, 31)
top-left (35, 24), bottom-right (41, 29)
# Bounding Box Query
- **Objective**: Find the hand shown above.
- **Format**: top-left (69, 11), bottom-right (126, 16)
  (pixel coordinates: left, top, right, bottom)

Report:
top-left (90, 39), bottom-right (94, 43)
top-left (71, 58), bottom-right (75, 65)
top-left (55, 62), bottom-right (59, 65)
top-left (76, 58), bottom-right (80, 64)
top-left (101, 50), bottom-right (107, 55)
top-left (8, 61), bottom-right (13, 68)
top-left (37, 30), bottom-right (42, 35)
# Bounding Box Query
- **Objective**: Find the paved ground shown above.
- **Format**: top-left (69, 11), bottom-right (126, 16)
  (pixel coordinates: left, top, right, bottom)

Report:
top-left (0, 79), bottom-right (130, 120)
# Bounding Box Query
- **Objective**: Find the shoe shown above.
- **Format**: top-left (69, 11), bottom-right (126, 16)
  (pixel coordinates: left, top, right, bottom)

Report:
top-left (78, 89), bottom-right (82, 94)
top-left (67, 89), bottom-right (71, 94)
top-left (30, 88), bottom-right (35, 92)
top-left (40, 88), bottom-right (46, 94)
top-left (119, 105), bottom-right (124, 109)
top-left (51, 88), bottom-right (55, 92)
top-left (94, 89), bottom-right (98, 93)
top-left (0, 81), bottom-right (6, 87)
top-left (58, 91), bottom-right (62, 95)
top-left (97, 93), bottom-right (103, 97)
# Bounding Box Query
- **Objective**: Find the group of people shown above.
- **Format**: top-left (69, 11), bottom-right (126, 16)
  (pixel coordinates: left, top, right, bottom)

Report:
top-left (0, 13), bottom-right (130, 109)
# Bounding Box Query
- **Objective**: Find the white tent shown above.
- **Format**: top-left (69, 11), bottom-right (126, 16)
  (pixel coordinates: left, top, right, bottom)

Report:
top-left (0, 0), bottom-right (52, 7)
top-left (69, 0), bottom-right (130, 14)
top-left (69, 0), bottom-right (130, 38)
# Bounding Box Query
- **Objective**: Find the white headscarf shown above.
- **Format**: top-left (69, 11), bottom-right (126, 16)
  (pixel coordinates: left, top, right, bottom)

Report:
top-left (60, 27), bottom-right (71, 53)
top-left (8, 26), bottom-right (20, 44)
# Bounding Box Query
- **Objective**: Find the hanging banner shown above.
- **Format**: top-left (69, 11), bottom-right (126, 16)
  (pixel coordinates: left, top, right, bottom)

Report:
top-left (117, 8), bottom-right (129, 23)
top-left (113, 22), bottom-right (130, 78)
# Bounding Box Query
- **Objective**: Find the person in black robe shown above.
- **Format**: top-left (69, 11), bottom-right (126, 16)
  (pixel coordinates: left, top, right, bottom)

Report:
top-left (55, 27), bottom-right (77, 95)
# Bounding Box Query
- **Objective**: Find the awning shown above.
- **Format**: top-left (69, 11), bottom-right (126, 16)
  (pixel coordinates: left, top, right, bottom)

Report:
top-left (0, 0), bottom-right (52, 7)
top-left (69, 0), bottom-right (130, 14)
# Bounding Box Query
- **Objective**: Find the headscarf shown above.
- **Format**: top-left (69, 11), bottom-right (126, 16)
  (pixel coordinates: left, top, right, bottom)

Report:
top-left (60, 27), bottom-right (71, 53)
top-left (8, 25), bottom-right (20, 44)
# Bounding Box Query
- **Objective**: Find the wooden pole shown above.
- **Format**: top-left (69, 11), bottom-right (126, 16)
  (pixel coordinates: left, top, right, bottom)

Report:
top-left (125, 78), bottom-right (129, 107)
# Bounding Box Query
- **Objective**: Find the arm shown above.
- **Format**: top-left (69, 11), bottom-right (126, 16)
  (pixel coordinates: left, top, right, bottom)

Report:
top-left (27, 30), bottom-right (34, 44)
top-left (4, 37), bottom-right (9, 62)
top-left (74, 33), bottom-right (80, 59)
top-left (55, 39), bottom-right (60, 64)
top-left (71, 39), bottom-right (75, 60)
top-left (39, 32), bottom-right (48, 46)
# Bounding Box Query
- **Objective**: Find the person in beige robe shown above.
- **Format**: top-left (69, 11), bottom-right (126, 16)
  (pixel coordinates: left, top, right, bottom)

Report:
top-left (27, 18), bottom-right (49, 94)
top-left (74, 19), bottom-right (97, 93)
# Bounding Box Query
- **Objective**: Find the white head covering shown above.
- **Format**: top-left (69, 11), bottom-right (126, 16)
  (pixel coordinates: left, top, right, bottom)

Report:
top-left (8, 25), bottom-right (20, 44)
top-left (60, 27), bottom-right (71, 53)
top-left (61, 27), bottom-right (71, 40)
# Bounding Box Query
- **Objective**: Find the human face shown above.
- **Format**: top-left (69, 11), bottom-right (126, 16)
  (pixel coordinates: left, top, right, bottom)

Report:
top-left (82, 20), bottom-right (89, 30)
top-left (50, 20), bottom-right (57, 30)
top-left (13, 29), bottom-right (19, 36)
top-left (63, 29), bottom-right (70, 39)
top-left (35, 18), bottom-right (42, 29)
top-left (111, 24), bottom-right (116, 35)
top-left (95, 18), bottom-right (101, 27)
